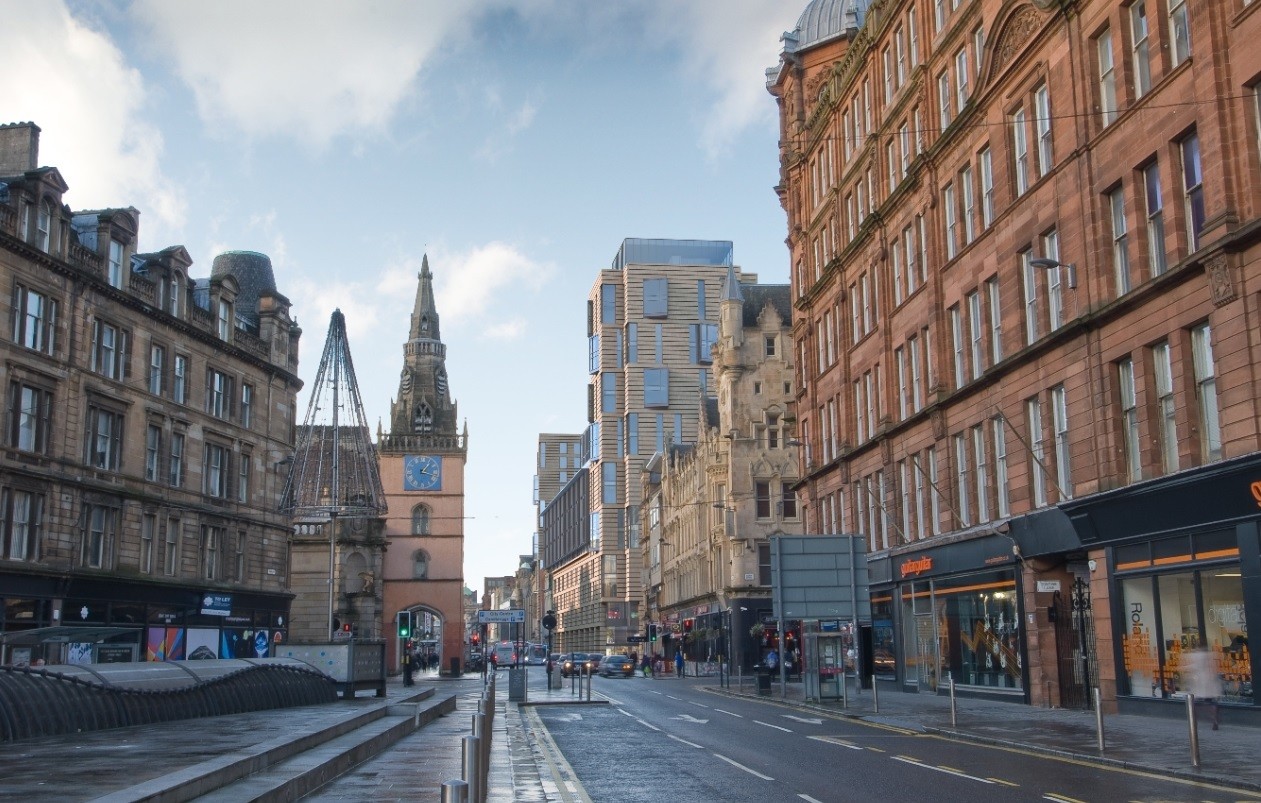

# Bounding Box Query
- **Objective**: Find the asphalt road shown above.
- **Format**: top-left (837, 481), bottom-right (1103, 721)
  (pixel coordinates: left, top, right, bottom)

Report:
top-left (533, 676), bottom-right (1260, 803)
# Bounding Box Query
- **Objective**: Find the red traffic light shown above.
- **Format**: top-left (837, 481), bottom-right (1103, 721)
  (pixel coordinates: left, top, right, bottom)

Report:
top-left (683, 619), bottom-right (693, 632)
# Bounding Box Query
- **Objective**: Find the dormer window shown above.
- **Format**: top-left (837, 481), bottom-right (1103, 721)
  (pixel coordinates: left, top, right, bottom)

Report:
top-left (36, 200), bottom-right (53, 253)
top-left (167, 274), bottom-right (182, 316)
top-left (217, 299), bottom-right (231, 340)
top-left (108, 241), bottom-right (125, 288)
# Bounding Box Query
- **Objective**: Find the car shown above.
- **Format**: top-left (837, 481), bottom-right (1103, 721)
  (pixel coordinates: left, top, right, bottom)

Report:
top-left (465, 652), bottom-right (484, 672)
top-left (586, 653), bottom-right (604, 672)
top-left (598, 655), bottom-right (635, 677)
top-left (560, 653), bottom-right (589, 678)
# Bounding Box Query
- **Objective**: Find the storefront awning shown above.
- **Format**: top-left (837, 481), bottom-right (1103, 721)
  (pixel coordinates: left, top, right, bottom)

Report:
top-left (0, 626), bottom-right (138, 646)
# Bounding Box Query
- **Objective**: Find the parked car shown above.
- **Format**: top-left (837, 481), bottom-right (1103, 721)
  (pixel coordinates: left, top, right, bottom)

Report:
top-left (586, 653), bottom-right (604, 671)
top-left (560, 653), bottom-right (589, 678)
top-left (465, 652), bottom-right (485, 672)
top-left (599, 655), bottom-right (635, 677)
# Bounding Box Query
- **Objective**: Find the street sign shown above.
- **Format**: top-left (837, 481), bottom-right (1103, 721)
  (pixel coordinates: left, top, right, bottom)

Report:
top-left (626, 635), bottom-right (646, 643)
top-left (477, 609), bottom-right (525, 624)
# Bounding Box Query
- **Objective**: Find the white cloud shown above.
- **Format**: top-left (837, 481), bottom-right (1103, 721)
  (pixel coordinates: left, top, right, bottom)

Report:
top-left (481, 318), bottom-right (528, 341)
top-left (132, 0), bottom-right (488, 149)
top-left (428, 242), bottom-right (555, 325)
top-left (0, 1), bottom-right (185, 241)
top-left (476, 98), bottom-right (539, 162)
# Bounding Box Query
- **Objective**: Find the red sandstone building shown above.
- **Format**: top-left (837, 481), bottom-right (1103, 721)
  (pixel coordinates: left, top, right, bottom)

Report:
top-left (769, 0), bottom-right (1259, 720)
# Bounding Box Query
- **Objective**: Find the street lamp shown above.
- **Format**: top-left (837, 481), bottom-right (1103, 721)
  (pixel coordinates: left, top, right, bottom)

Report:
top-left (1029, 257), bottom-right (1078, 289)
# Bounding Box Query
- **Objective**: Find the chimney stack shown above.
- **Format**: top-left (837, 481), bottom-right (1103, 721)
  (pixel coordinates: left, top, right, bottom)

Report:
top-left (0, 122), bottom-right (41, 175)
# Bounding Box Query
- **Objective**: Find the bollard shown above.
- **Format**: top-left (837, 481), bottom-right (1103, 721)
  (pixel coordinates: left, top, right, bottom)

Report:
top-left (1094, 687), bottom-right (1105, 751)
top-left (462, 735), bottom-right (481, 803)
top-left (586, 666), bottom-right (593, 701)
top-left (473, 710), bottom-right (487, 789)
top-left (950, 676), bottom-right (957, 728)
top-left (1186, 693), bottom-right (1201, 769)
top-left (441, 779), bottom-right (468, 803)
top-left (872, 675), bottom-right (879, 714)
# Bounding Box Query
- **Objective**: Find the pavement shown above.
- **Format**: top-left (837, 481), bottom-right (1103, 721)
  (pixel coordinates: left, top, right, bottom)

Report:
top-left (4, 664), bottom-right (1258, 800)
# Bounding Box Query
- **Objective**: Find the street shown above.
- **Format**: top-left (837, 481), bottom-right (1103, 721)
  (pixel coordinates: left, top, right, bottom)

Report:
top-left (532, 675), bottom-right (1259, 803)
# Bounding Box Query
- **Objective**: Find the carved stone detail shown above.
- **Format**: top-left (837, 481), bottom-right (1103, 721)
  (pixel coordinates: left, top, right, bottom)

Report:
top-left (993, 6), bottom-right (1044, 76)
top-left (931, 409), bottom-right (946, 441)
top-left (1204, 253), bottom-right (1237, 307)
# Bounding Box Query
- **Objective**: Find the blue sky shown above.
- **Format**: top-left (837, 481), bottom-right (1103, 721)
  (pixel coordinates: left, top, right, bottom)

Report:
top-left (1, 0), bottom-right (802, 594)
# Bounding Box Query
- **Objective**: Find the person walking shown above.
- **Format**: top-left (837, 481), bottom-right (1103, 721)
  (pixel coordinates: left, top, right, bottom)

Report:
top-left (674, 649), bottom-right (685, 678)
top-left (1183, 648), bottom-right (1223, 730)
top-left (402, 647), bottom-right (414, 686)
top-left (641, 653), bottom-right (652, 677)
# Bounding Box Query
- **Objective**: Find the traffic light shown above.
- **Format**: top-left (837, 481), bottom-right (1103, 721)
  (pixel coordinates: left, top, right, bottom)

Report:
top-left (471, 633), bottom-right (480, 646)
top-left (542, 610), bottom-right (557, 630)
top-left (649, 623), bottom-right (658, 642)
top-left (396, 610), bottom-right (412, 639)
top-left (683, 618), bottom-right (694, 633)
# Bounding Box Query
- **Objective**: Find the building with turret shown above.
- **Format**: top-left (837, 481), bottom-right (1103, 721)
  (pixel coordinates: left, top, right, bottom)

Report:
top-left (376, 256), bottom-right (468, 673)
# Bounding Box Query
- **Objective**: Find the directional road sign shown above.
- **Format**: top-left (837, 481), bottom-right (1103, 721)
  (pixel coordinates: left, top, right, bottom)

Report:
top-left (477, 609), bottom-right (525, 624)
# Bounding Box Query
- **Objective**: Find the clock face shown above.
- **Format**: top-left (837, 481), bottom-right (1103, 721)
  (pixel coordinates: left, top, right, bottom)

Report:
top-left (404, 455), bottom-right (442, 491)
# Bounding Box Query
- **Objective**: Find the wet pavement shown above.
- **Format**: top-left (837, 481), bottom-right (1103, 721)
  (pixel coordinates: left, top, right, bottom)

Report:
top-left (3, 664), bottom-right (1257, 800)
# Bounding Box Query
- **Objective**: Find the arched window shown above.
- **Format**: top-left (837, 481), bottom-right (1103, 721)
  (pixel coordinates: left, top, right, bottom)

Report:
top-left (412, 549), bottom-right (430, 580)
top-left (411, 504), bottom-right (430, 535)
top-left (168, 273), bottom-right (182, 316)
top-left (36, 199), bottom-right (54, 253)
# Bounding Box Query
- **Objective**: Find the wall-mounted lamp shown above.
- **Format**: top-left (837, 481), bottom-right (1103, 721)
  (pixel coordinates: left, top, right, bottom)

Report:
top-left (1029, 257), bottom-right (1078, 289)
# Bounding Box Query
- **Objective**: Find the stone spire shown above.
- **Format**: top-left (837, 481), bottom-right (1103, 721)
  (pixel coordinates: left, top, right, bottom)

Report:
top-left (408, 254), bottom-right (441, 343)
top-left (721, 263), bottom-right (744, 302)
top-left (390, 255), bottom-right (458, 438)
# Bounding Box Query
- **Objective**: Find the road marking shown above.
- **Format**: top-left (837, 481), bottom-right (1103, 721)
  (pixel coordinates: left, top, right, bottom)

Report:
top-left (649, 690), bottom-right (664, 695)
top-left (664, 694), bottom-right (681, 700)
top-left (668, 734), bottom-right (704, 749)
top-left (526, 706), bottom-right (595, 803)
top-left (799, 796), bottom-right (825, 803)
top-left (616, 708), bottom-right (635, 718)
top-left (714, 708), bottom-right (744, 718)
top-left (754, 720), bottom-right (793, 733)
top-left (635, 718), bottom-right (661, 732)
top-left (1042, 795), bottom-right (1086, 803)
top-left (672, 714), bottom-right (709, 724)
top-left (688, 701), bottom-right (711, 708)
top-left (986, 778), bottom-right (1019, 787)
top-left (892, 756), bottom-right (994, 784)
top-left (783, 714), bottom-right (824, 725)
top-left (713, 753), bottom-right (774, 781)
top-left (808, 735), bottom-right (862, 750)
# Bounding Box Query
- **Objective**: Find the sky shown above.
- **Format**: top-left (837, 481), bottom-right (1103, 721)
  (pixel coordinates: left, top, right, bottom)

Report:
top-left (0, 0), bottom-right (803, 595)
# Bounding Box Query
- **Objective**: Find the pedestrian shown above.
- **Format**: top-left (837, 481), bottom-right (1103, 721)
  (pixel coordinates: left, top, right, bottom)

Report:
top-left (402, 648), bottom-right (414, 686)
top-left (1182, 648), bottom-right (1223, 730)
top-left (674, 649), bottom-right (684, 678)
top-left (641, 653), bottom-right (652, 677)
top-left (764, 648), bottom-right (779, 672)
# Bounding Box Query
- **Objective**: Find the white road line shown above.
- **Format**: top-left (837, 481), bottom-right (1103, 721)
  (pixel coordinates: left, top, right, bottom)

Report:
top-left (617, 708), bottom-right (635, 718)
top-left (635, 718), bottom-right (662, 732)
top-left (808, 735), bottom-right (863, 750)
top-left (664, 694), bottom-right (681, 700)
top-left (799, 795), bottom-right (825, 803)
top-left (892, 756), bottom-right (994, 784)
top-left (713, 753), bottom-right (774, 781)
top-left (688, 701), bottom-right (710, 708)
top-left (668, 734), bottom-right (704, 749)
top-left (754, 720), bottom-right (793, 732)
top-left (649, 690), bottom-right (664, 695)
top-left (713, 708), bottom-right (744, 718)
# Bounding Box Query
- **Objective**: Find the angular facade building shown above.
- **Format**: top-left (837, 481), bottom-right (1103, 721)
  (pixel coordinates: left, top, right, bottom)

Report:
top-left (770, 0), bottom-right (1260, 718)
top-left (0, 122), bottom-right (302, 664)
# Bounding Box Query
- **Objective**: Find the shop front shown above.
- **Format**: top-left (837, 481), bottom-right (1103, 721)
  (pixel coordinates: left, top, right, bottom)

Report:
top-left (870, 534), bottom-right (1025, 697)
top-left (1059, 453), bottom-right (1259, 718)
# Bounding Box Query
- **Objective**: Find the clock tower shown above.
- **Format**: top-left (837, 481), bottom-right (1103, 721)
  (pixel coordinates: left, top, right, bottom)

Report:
top-left (378, 255), bottom-right (468, 674)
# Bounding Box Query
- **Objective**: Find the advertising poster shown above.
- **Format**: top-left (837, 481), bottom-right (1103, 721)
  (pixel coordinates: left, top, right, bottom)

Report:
top-left (146, 627), bottom-right (185, 661)
top-left (185, 628), bottom-right (219, 660)
top-left (66, 642), bottom-right (94, 664)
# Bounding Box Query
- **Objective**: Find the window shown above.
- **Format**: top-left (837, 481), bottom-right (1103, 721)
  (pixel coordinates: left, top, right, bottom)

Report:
top-left (1043, 229), bottom-right (1064, 330)
top-left (627, 322), bottom-right (638, 362)
top-left (1109, 187), bottom-right (1131, 294)
top-left (938, 71), bottom-right (952, 130)
top-left (896, 26), bottom-right (907, 85)
top-left (217, 299), bottom-right (232, 341)
top-left (90, 320), bottom-right (129, 381)
top-left (627, 412), bottom-right (638, 455)
top-left (1035, 85), bottom-right (1053, 177)
top-left (601, 283), bottom-right (617, 324)
top-left (148, 344), bottom-right (165, 395)
top-left (1144, 161), bottom-right (1167, 275)
top-left (12, 284), bottom-right (58, 355)
top-left (643, 368), bottom-right (668, 407)
top-left (883, 47), bottom-right (894, 102)
top-left (8, 380), bottom-right (52, 454)
top-left (993, 417), bottom-right (1010, 517)
top-left (602, 461), bottom-right (617, 504)
top-left (928, 446), bottom-right (942, 535)
top-left (1021, 250), bottom-right (1039, 344)
top-left (145, 424), bottom-right (162, 482)
top-left (140, 513), bottom-right (155, 574)
top-left (766, 413), bottom-right (782, 448)
top-left (203, 442), bottom-right (230, 499)
top-left (82, 503), bottom-right (117, 569)
top-left (967, 291), bottom-right (983, 378)
top-left (1131, 3), bottom-right (1152, 98)
top-left (1118, 359), bottom-right (1142, 482)
top-left (973, 26), bottom-right (986, 73)
top-left (1190, 323), bottom-right (1221, 462)
top-left (1168, 0), bottom-right (1190, 66)
top-left (202, 525), bottom-right (224, 580)
top-left (899, 123), bottom-right (910, 177)
top-left (1012, 107), bottom-right (1029, 195)
top-left (173, 355), bottom-right (188, 403)
top-left (164, 518), bottom-right (180, 576)
top-left (934, 0), bottom-right (946, 31)
top-left (643, 277), bottom-right (667, 317)
top-left (896, 346), bottom-right (908, 418)
top-left (912, 454), bottom-right (926, 539)
top-left (1099, 28), bottom-right (1118, 126)
top-left (241, 383), bottom-right (253, 429)
top-left (86, 403), bottom-right (123, 471)
top-left (412, 504), bottom-right (430, 535)
top-left (1180, 133), bottom-right (1204, 251)
top-left (961, 165), bottom-right (975, 244)
top-left (234, 531), bottom-right (246, 581)
top-left (601, 373), bottom-right (617, 414)
top-left (108, 240), bottom-right (125, 288)
top-left (909, 333), bottom-right (924, 412)
top-left (237, 452), bottom-right (251, 503)
top-left (781, 484), bottom-right (797, 519)
top-left (169, 432), bottom-right (185, 487)
top-left (1051, 384), bottom-right (1072, 499)
top-left (986, 277), bottom-right (1003, 363)
top-left (755, 481), bottom-right (772, 519)
top-left (954, 434), bottom-right (971, 527)
top-left (764, 336), bottom-right (776, 357)
top-left (950, 305), bottom-right (965, 388)
top-left (0, 488), bottom-right (43, 561)
top-left (979, 147), bottom-right (994, 227)
top-left (35, 200), bottom-right (54, 253)
top-left (1027, 396), bottom-right (1047, 507)
top-left (955, 49), bottom-right (969, 110)
top-left (904, 223), bottom-right (918, 294)
top-left (908, 8), bottom-right (919, 67)
top-left (973, 425), bottom-right (989, 522)
top-left (689, 323), bottom-right (717, 364)
top-left (1153, 341), bottom-right (1178, 473)
top-left (944, 182), bottom-right (958, 258)
top-left (206, 368), bottom-right (233, 419)
top-left (891, 233), bottom-right (904, 306)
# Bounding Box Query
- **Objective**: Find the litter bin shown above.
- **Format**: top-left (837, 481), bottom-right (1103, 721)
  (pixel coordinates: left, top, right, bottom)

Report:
top-left (449, 656), bottom-right (461, 676)
top-left (755, 664), bottom-right (772, 696)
